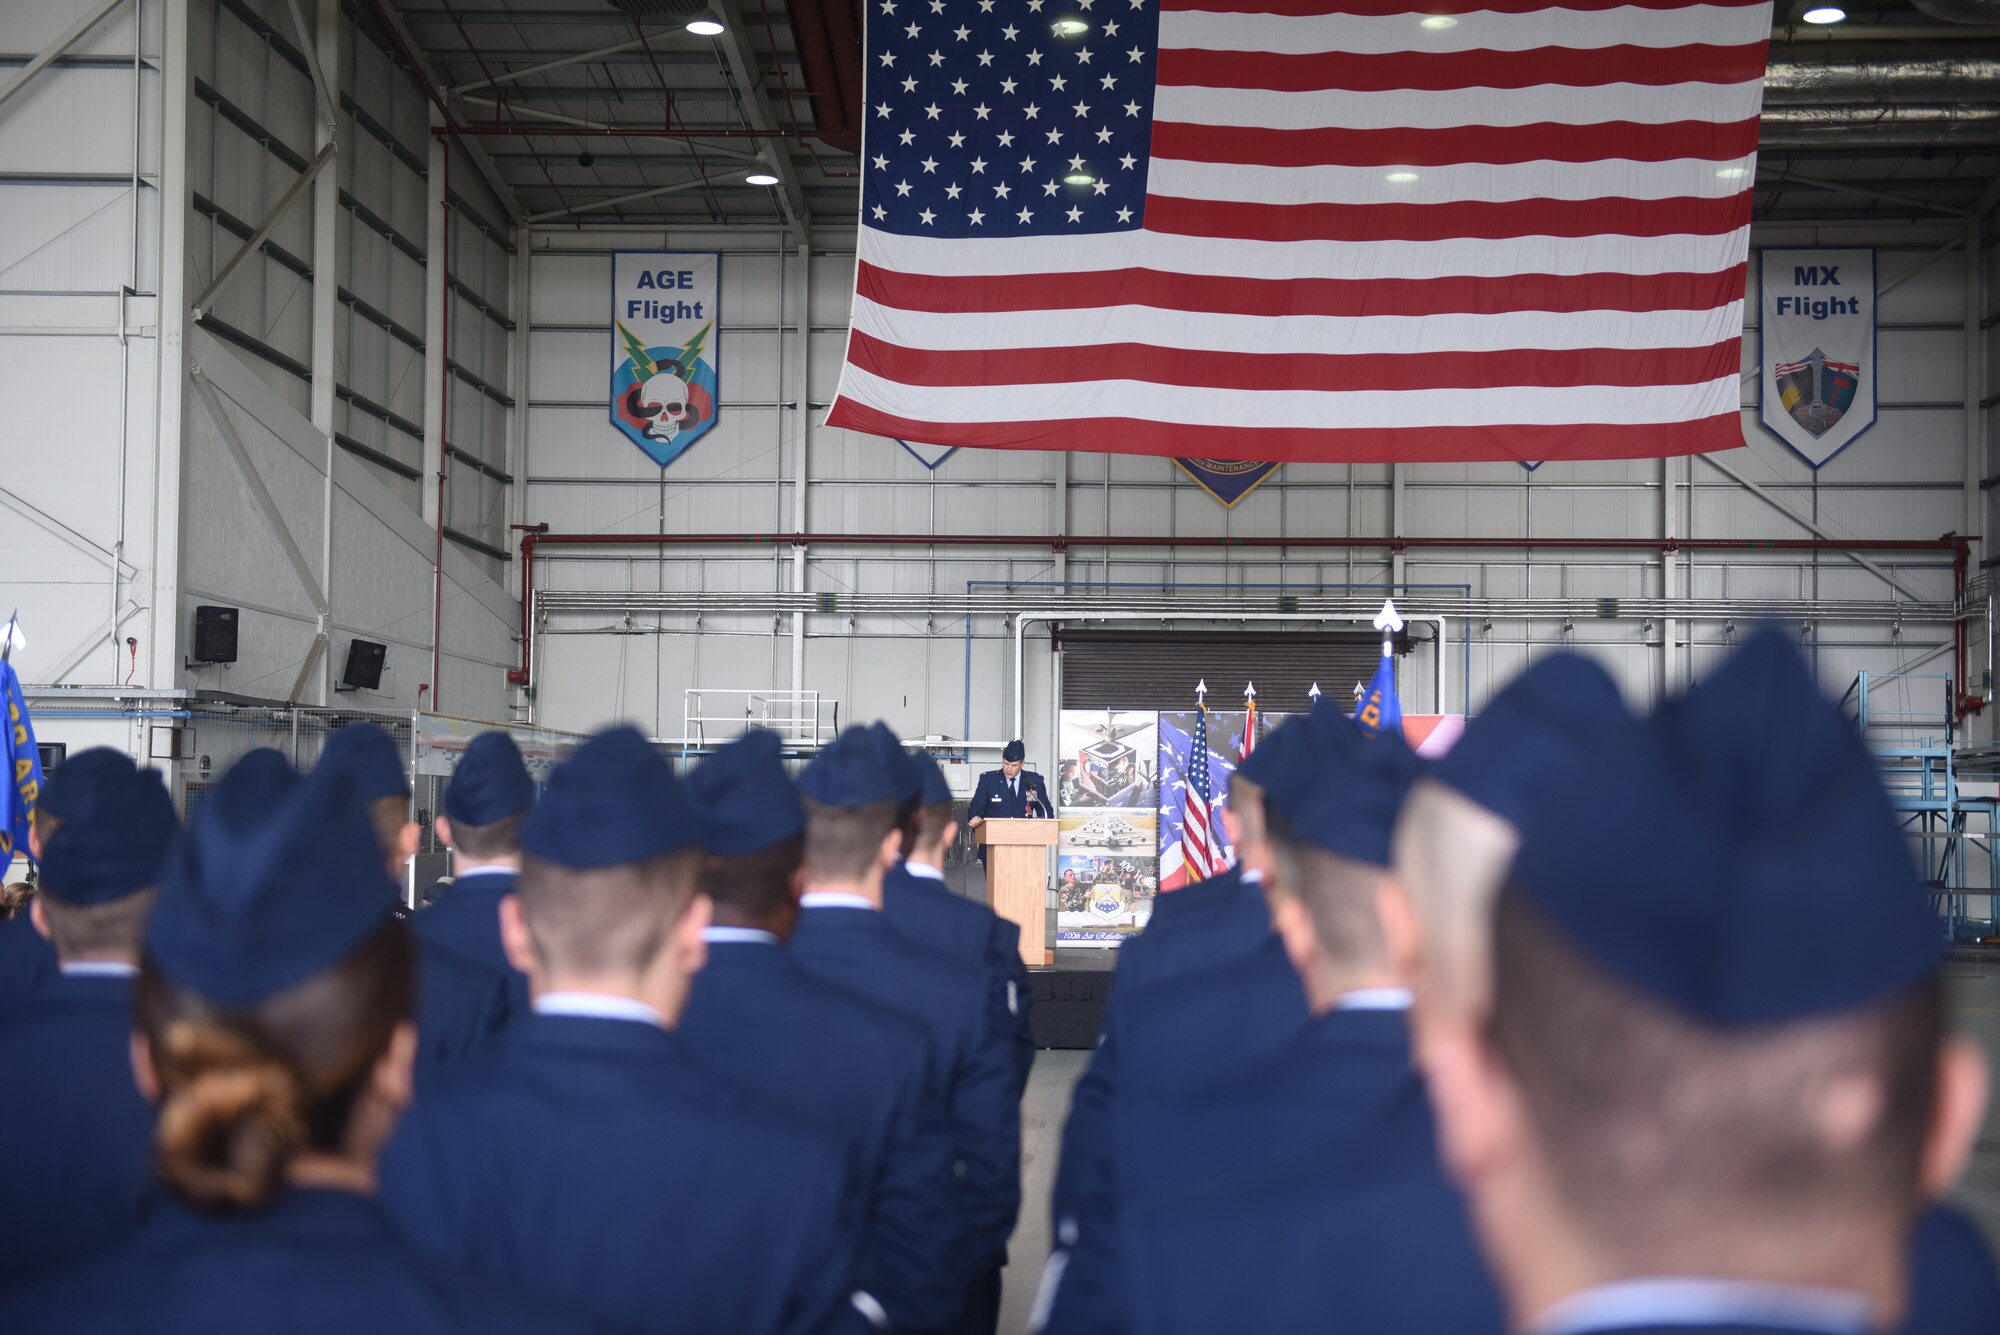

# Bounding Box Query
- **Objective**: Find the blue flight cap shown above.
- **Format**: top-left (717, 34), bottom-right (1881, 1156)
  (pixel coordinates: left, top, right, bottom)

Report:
top-left (39, 767), bottom-right (182, 906)
top-left (1002, 740), bottom-right (1026, 763)
top-left (797, 726), bottom-right (909, 808)
top-left (1512, 629), bottom-right (1940, 1028)
top-left (688, 730), bottom-right (805, 856)
top-left (147, 751), bottom-right (397, 1007)
top-left (1431, 654), bottom-right (1628, 830)
top-left (317, 722), bottom-right (407, 802)
top-left (870, 722), bottom-right (923, 801)
top-left (1267, 711), bottom-right (1422, 868)
top-left (907, 750), bottom-right (955, 807)
top-left (1235, 714), bottom-right (1318, 795)
top-left (521, 726), bottom-right (700, 869)
top-left (38, 748), bottom-right (137, 823)
top-left (444, 731), bottom-right (536, 827)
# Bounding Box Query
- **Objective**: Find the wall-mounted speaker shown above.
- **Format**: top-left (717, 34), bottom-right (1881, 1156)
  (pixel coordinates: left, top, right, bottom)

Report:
top-left (191, 606), bottom-right (238, 664)
top-left (342, 639), bottom-right (388, 692)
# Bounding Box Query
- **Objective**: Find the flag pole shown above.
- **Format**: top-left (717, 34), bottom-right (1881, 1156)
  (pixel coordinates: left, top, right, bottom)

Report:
top-left (1, 611), bottom-right (16, 665)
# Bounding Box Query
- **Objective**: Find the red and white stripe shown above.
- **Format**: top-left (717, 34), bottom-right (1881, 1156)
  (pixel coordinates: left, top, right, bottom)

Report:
top-left (1180, 789), bottom-right (1216, 882)
top-left (827, 0), bottom-right (1773, 464)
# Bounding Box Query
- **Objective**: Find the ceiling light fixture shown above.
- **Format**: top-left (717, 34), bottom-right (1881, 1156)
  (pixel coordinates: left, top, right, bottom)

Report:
top-left (1802, 5), bottom-right (1844, 21)
top-left (746, 171), bottom-right (781, 186)
top-left (686, 17), bottom-right (726, 35)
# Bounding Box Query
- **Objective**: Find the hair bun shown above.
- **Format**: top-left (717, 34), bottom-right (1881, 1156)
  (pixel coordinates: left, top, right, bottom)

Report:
top-left (153, 1022), bottom-right (307, 1209)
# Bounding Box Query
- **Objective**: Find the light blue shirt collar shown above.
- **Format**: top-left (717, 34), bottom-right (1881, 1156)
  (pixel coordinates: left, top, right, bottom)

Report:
top-left (451, 864), bottom-right (517, 881)
top-left (1334, 987), bottom-right (1413, 1012)
top-left (1530, 1279), bottom-right (1873, 1335)
top-left (702, 926), bottom-right (780, 946)
top-left (60, 961), bottom-right (138, 978)
top-left (800, 891), bottom-right (876, 912)
top-left (534, 992), bottom-right (667, 1028)
top-left (903, 860), bottom-right (945, 882)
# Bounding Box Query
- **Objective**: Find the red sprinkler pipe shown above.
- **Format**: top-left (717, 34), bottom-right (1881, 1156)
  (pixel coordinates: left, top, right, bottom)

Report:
top-left (502, 529), bottom-right (1970, 692)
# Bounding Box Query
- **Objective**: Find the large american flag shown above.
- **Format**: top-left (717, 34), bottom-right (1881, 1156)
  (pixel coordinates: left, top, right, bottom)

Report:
top-left (1180, 702), bottom-right (1218, 883)
top-left (825, 0), bottom-right (1773, 464)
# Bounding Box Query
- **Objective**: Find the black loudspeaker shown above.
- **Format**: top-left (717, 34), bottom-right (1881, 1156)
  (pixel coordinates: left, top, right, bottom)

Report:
top-left (192, 606), bottom-right (238, 664)
top-left (342, 639), bottom-right (388, 691)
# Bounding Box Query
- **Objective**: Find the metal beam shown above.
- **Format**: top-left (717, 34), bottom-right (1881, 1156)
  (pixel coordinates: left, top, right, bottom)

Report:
top-left (709, 0), bottom-right (810, 238)
top-left (189, 370), bottom-right (333, 617)
top-left (0, 486), bottom-right (138, 573)
top-left (524, 172), bottom-right (742, 222)
top-left (1757, 165), bottom-right (1969, 218)
top-left (283, 0), bottom-right (337, 128)
top-left (41, 601), bottom-right (143, 687)
top-left (1698, 452), bottom-right (1933, 605)
top-left (0, 0), bottom-right (127, 116)
top-left (191, 140), bottom-right (336, 321)
top-left (367, 0), bottom-right (527, 226)
top-left (448, 32), bottom-right (671, 95)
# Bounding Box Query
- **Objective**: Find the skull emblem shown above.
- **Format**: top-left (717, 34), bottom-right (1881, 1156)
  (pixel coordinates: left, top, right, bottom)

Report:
top-left (631, 372), bottom-right (692, 443)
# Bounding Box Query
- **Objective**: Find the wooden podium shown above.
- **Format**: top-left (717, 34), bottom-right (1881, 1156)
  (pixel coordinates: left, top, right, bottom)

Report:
top-left (976, 818), bottom-right (1058, 967)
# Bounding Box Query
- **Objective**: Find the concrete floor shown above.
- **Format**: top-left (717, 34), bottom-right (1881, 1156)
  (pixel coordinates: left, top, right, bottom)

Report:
top-left (996, 965), bottom-right (2000, 1334)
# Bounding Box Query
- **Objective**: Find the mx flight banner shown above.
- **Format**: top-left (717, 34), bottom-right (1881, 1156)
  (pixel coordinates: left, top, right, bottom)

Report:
top-left (611, 252), bottom-right (720, 468)
top-left (1759, 248), bottom-right (1876, 468)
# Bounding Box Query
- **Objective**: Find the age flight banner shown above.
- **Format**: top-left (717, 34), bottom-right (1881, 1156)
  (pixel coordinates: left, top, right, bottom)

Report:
top-left (1758, 248), bottom-right (1876, 469)
top-left (610, 252), bottom-right (720, 469)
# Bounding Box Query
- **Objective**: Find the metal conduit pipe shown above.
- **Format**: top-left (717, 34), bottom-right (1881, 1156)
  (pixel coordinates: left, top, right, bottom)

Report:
top-left (1762, 58), bottom-right (2000, 104)
top-left (504, 528), bottom-right (1971, 689)
top-left (1760, 104), bottom-right (2000, 145)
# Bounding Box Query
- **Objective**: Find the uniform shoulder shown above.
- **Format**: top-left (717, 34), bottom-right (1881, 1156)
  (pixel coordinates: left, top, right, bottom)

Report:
top-left (776, 958), bottom-right (934, 1064)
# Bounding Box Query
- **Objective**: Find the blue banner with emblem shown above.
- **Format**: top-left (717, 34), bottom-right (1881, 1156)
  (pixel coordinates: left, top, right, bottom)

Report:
top-left (1174, 458), bottom-right (1282, 507)
top-left (610, 252), bottom-right (720, 468)
top-left (1, 656), bottom-right (43, 865)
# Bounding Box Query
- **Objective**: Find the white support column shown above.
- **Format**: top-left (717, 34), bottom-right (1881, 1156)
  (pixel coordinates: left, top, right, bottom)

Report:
top-left (309, 0), bottom-right (339, 705)
top-left (506, 227), bottom-right (532, 598)
top-left (422, 117), bottom-right (448, 534)
top-left (151, 0), bottom-right (192, 689)
top-left (1967, 218), bottom-right (1984, 579)
top-left (1389, 464), bottom-right (1406, 591)
top-left (1661, 453), bottom-right (1677, 695)
top-left (791, 240), bottom-right (810, 736)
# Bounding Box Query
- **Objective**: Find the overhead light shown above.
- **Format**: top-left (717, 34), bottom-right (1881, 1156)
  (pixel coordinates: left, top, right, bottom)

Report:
top-left (1063, 170), bottom-right (1095, 185)
top-left (1419, 14), bottom-right (1458, 28)
top-left (1385, 169), bottom-right (1419, 182)
top-left (1052, 17), bottom-right (1089, 35)
top-left (746, 171), bottom-right (780, 185)
top-left (686, 17), bottom-right (726, 35)
top-left (1715, 165), bottom-right (1749, 179)
top-left (1802, 5), bottom-right (1844, 20)
top-left (577, 149), bottom-right (594, 168)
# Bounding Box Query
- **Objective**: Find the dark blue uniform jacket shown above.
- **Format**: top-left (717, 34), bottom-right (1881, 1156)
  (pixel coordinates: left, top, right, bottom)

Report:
top-left (679, 936), bottom-right (967, 1333)
top-left (415, 868), bottom-right (529, 1012)
top-left (883, 862), bottom-right (1035, 1094)
top-left (381, 1012), bottom-right (867, 1335)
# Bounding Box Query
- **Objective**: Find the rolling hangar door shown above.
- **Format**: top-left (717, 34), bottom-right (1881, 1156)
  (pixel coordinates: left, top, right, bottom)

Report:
top-left (1054, 629), bottom-right (1395, 712)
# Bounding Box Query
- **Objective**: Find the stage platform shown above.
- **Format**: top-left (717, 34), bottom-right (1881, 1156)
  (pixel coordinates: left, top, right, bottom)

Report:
top-left (1030, 949), bottom-right (1119, 1049)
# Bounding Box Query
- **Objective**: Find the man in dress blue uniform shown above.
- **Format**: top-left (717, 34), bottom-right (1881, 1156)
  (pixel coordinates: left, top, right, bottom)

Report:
top-left (967, 740), bottom-right (1053, 867)
top-left (0, 765), bottom-right (179, 1294)
top-left (381, 725), bottom-right (867, 1335)
top-left (318, 724), bottom-right (513, 1066)
top-left (1425, 631), bottom-right (1993, 1335)
top-left (884, 740), bottom-right (1035, 1095)
top-left (419, 730), bottom-right (535, 1009)
top-left (0, 743), bottom-right (609, 1335)
top-left (789, 725), bottom-right (1022, 1335)
top-left (679, 729), bottom-right (966, 1334)
top-left (0, 746), bottom-right (137, 1011)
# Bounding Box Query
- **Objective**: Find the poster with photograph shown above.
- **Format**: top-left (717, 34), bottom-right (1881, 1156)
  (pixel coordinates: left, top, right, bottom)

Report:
top-left (1056, 812), bottom-right (1160, 945)
top-left (1158, 710), bottom-right (1253, 892)
top-left (1057, 710), bottom-right (1159, 809)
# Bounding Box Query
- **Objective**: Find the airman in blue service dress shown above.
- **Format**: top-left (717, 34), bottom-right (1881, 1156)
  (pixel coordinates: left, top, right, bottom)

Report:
top-left (0, 766), bottom-right (179, 1295)
top-left (317, 724), bottom-right (514, 1066)
top-left (967, 739), bottom-right (1053, 867)
top-left (381, 726), bottom-right (868, 1335)
top-left (679, 729), bottom-right (968, 1334)
top-left (1429, 630), bottom-right (1997, 1335)
top-left (417, 729), bottom-right (536, 1011)
top-left (0, 746), bottom-right (137, 1012)
top-left (788, 725), bottom-right (1023, 1335)
top-left (0, 745), bottom-right (606, 1335)
top-left (883, 743), bottom-right (1035, 1095)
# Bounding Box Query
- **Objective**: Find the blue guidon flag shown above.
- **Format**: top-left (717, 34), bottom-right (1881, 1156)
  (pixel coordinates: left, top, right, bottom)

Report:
top-left (825, 0), bottom-right (1771, 464)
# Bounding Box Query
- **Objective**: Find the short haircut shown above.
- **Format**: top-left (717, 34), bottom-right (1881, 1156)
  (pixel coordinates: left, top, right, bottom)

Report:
top-left (445, 808), bottom-right (525, 861)
top-left (518, 848), bottom-right (703, 979)
top-left (1489, 885), bottom-right (1940, 1258)
top-left (700, 834), bottom-right (804, 920)
top-left (364, 795), bottom-right (411, 865)
top-left (30, 809), bottom-right (60, 848)
top-left (1389, 778), bottom-right (1520, 1018)
top-left (1263, 804), bottom-right (1390, 972)
top-left (913, 801), bottom-right (957, 851)
top-left (40, 886), bottom-right (157, 962)
top-left (1225, 774), bottom-right (1267, 848)
top-left (802, 797), bottom-right (899, 883)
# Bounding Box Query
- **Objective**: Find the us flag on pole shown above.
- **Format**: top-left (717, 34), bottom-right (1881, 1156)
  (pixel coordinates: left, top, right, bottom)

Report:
top-left (1180, 700), bottom-right (1218, 883)
top-left (825, 0), bottom-right (1772, 464)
